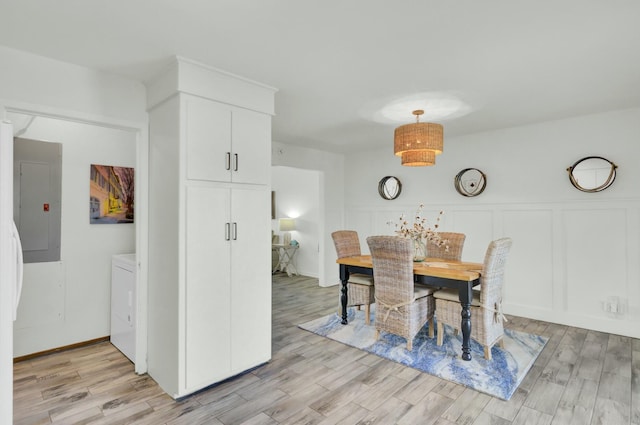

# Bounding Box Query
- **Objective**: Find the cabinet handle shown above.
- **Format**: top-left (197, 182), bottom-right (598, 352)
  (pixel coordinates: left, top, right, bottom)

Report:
top-left (225, 152), bottom-right (231, 171)
top-left (232, 222), bottom-right (238, 240)
top-left (225, 222), bottom-right (231, 241)
top-left (233, 153), bottom-right (239, 172)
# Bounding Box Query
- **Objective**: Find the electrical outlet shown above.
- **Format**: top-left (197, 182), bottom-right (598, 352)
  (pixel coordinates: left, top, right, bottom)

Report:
top-left (604, 296), bottom-right (625, 316)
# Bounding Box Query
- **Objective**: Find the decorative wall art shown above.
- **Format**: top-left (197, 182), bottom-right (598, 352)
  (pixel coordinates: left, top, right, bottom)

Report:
top-left (378, 176), bottom-right (402, 200)
top-left (90, 164), bottom-right (135, 224)
top-left (454, 168), bottom-right (486, 197)
top-left (567, 156), bottom-right (617, 192)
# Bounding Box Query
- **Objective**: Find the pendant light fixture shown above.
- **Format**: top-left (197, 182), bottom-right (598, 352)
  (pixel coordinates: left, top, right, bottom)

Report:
top-left (394, 109), bottom-right (443, 166)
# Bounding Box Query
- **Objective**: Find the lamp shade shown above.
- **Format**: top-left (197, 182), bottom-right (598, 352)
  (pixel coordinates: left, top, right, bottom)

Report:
top-left (394, 122), bottom-right (443, 156)
top-left (278, 218), bottom-right (296, 231)
top-left (401, 150), bottom-right (436, 167)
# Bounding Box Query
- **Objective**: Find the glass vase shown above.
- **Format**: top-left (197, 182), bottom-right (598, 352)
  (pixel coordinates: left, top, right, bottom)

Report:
top-left (413, 237), bottom-right (426, 262)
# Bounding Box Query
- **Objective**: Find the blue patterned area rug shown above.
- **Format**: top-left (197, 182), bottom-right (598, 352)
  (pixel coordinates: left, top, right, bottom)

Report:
top-left (299, 307), bottom-right (547, 400)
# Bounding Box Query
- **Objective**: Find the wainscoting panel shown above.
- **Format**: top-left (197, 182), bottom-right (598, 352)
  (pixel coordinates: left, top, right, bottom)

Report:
top-left (345, 200), bottom-right (639, 339)
top-left (375, 209), bottom-right (407, 235)
top-left (563, 208), bottom-right (628, 318)
top-left (344, 210), bottom-right (376, 254)
top-left (502, 209), bottom-right (554, 312)
top-left (631, 207), bottom-right (640, 317)
top-left (450, 209), bottom-right (494, 261)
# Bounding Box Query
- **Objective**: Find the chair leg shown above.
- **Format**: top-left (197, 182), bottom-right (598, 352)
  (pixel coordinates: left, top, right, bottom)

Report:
top-left (484, 346), bottom-right (492, 360)
top-left (437, 321), bottom-right (444, 346)
top-left (375, 329), bottom-right (380, 340)
top-left (364, 304), bottom-right (370, 325)
top-left (428, 317), bottom-right (434, 338)
top-left (498, 338), bottom-right (505, 349)
top-left (407, 338), bottom-right (412, 351)
top-left (453, 328), bottom-right (459, 336)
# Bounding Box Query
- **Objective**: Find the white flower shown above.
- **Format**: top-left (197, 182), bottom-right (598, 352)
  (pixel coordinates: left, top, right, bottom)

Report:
top-left (387, 204), bottom-right (449, 250)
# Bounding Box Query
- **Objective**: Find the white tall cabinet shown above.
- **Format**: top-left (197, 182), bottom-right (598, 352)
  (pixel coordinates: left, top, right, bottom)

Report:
top-left (146, 58), bottom-right (276, 398)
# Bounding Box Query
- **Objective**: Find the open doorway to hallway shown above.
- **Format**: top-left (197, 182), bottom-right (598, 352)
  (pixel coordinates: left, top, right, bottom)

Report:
top-left (271, 166), bottom-right (321, 278)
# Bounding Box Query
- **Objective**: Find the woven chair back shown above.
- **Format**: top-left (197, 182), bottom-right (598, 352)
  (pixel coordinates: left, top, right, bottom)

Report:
top-left (366, 236), bottom-right (414, 304)
top-left (479, 238), bottom-right (513, 307)
top-left (427, 232), bottom-right (466, 261)
top-left (331, 230), bottom-right (362, 258)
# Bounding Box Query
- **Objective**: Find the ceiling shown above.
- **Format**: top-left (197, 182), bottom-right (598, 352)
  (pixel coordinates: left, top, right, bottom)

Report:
top-left (1, 0), bottom-right (639, 153)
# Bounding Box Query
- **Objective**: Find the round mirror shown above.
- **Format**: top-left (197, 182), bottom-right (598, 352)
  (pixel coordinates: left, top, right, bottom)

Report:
top-left (378, 176), bottom-right (402, 200)
top-left (567, 156), bottom-right (617, 192)
top-left (454, 168), bottom-right (486, 197)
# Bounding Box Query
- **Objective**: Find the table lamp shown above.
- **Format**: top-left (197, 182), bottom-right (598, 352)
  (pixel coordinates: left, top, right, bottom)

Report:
top-left (278, 218), bottom-right (296, 245)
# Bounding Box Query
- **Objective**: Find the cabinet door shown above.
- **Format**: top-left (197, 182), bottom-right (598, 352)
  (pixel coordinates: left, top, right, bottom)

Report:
top-left (230, 188), bottom-right (271, 372)
top-left (185, 96), bottom-right (232, 182)
top-left (185, 186), bottom-right (232, 390)
top-left (231, 108), bottom-right (271, 185)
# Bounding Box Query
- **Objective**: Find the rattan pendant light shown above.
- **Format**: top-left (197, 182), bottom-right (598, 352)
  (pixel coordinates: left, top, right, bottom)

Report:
top-left (401, 150), bottom-right (436, 167)
top-left (394, 109), bottom-right (443, 166)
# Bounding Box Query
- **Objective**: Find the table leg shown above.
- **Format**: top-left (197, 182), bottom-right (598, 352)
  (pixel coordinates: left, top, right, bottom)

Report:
top-left (339, 264), bottom-right (349, 324)
top-left (340, 280), bottom-right (349, 324)
top-left (459, 281), bottom-right (473, 361)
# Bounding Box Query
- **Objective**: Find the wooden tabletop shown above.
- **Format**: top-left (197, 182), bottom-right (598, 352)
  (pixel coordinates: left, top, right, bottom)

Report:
top-left (337, 255), bottom-right (482, 282)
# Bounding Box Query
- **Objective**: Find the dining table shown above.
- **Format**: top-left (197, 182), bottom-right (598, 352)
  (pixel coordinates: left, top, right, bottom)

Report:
top-left (336, 255), bottom-right (483, 361)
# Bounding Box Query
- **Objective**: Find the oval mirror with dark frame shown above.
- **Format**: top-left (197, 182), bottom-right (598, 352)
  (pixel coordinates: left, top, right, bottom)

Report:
top-left (454, 168), bottom-right (486, 197)
top-left (567, 156), bottom-right (617, 193)
top-left (378, 176), bottom-right (402, 200)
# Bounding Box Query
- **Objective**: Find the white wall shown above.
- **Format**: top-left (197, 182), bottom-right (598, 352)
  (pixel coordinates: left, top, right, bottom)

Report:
top-left (11, 117), bottom-right (136, 356)
top-left (271, 166), bottom-right (320, 277)
top-left (343, 108), bottom-right (640, 338)
top-left (0, 46), bottom-right (147, 357)
top-left (0, 46), bottom-right (147, 123)
top-left (272, 142), bottom-right (344, 286)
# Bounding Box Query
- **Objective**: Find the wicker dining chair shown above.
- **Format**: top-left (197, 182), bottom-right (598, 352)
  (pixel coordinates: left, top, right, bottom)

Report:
top-left (434, 237), bottom-right (513, 360)
top-left (331, 230), bottom-right (375, 325)
top-left (366, 236), bottom-right (437, 350)
top-left (427, 232), bottom-right (466, 261)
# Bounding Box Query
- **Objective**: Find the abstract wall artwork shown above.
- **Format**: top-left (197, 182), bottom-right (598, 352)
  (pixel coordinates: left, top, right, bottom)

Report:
top-left (90, 164), bottom-right (135, 224)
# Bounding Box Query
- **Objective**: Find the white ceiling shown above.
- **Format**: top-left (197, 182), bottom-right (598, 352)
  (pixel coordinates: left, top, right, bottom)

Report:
top-left (1, 0), bottom-right (639, 153)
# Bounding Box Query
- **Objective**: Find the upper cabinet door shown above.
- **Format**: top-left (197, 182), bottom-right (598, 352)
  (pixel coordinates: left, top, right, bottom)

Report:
top-left (185, 96), bottom-right (232, 182)
top-left (185, 95), bottom-right (270, 185)
top-left (231, 108), bottom-right (271, 185)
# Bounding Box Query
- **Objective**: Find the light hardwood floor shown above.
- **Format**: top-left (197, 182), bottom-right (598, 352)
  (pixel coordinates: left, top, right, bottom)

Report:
top-left (14, 274), bottom-right (640, 425)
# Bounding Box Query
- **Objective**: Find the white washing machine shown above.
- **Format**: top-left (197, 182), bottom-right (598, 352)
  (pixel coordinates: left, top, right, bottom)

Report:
top-left (111, 253), bottom-right (136, 362)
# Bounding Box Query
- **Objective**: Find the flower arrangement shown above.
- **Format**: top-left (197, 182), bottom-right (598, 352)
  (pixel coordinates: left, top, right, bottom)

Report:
top-left (388, 204), bottom-right (449, 260)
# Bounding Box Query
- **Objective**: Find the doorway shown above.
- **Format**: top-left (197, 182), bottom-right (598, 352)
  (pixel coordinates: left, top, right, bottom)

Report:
top-left (7, 110), bottom-right (147, 373)
top-left (271, 166), bottom-right (321, 278)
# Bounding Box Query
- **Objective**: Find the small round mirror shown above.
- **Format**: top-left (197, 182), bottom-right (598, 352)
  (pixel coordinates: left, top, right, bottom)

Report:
top-left (454, 168), bottom-right (486, 197)
top-left (378, 176), bottom-right (402, 200)
top-left (567, 156), bottom-right (617, 192)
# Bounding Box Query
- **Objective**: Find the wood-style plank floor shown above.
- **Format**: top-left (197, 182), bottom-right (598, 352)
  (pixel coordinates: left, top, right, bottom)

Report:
top-left (14, 274), bottom-right (640, 425)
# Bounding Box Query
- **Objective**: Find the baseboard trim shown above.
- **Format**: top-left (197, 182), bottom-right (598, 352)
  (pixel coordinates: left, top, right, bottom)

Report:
top-left (13, 336), bottom-right (111, 363)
